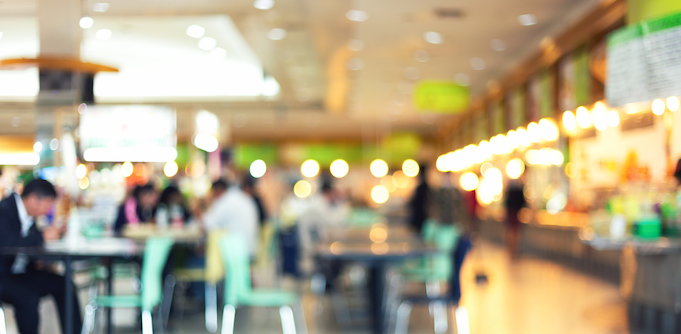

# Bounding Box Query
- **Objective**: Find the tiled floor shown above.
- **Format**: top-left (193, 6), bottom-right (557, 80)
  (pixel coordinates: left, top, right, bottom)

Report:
top-left (3, 241), bottom-right (630, 333)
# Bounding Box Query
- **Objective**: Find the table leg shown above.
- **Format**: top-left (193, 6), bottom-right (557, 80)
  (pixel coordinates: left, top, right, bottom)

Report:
top-left (65, 256), bottom-right (74, 334)
top-left (106, 261), bottom-right (113, 334)
top-left (369, 262), bottom-right (387, 334)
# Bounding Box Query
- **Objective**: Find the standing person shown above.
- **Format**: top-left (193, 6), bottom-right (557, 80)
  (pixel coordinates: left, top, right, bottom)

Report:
top-left (0, 179), bottom-right (82, 334)
top-left (241, 176), bottom-right (268, 227)
top-left (202, 178), bottom-right (259, 258)
top-left (113, 183), bottom-right (158, 236)
top-left (408, 164), bottom-right (430, 233)
top-left (504, 178), bottom-right (527, 257)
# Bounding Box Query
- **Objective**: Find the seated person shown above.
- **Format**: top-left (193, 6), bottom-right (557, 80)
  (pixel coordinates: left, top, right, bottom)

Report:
top-left (0, 179), bottom-right (82, 334)
top-left (155, 185), bottom-right (192, 227)
top-left (114, 183), bottom-right (158, 236)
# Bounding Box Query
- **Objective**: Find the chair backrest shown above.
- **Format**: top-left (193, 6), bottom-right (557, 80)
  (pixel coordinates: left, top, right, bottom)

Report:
top-left (140, 237), bottom-right (174, 311)
top-left (219, 233), bottom-right (252, 307)
top-left (205, 230), bottom-right (226, 284)
top-left (430, 224), bottom-right (459, 280)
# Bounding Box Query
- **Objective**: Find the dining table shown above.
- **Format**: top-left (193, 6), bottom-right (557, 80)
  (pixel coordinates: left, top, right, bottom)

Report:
top-left (314, 224), bottom-right (437, 334)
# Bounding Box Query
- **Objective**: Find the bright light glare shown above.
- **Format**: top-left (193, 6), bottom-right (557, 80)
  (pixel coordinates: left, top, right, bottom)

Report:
top-left (250, 159), bottom-right (267, 178)
top-left (294, 180), bottom-right (312, 198)
top-left (506, 130), bottom-right (518, 149)
top-left (667, 97), bottom-right (680, 112)
top-left (392, 171), bottom-right (409, 188)
top-left (186, 25), bottom-right (206, 38)
top-left (527, 122), bottom-right (541, 143)
top-left (76, 164), bottom-right (88, 179)
top-left (49, 138), bottom-right (59, 150)
top-left (483, 167), bottom-right (502, 182)
top-left (576, 106), bottom-right (591, 128)
top-left (436, 154), bottom-right (448, 172)
top-left (478, 140), bottom-right (492, 159)
top-left (79, 177), bottom-right (90, 190)
top-left (93, 3), bottom-right (110, 12)
top-left (402, 159), bottom-right (419, 177)
top-left (424, 31), bottom-right (443, 44)
top-left (330, 159), bottom-right (349, 178)
top-left (253, 0), bottom-right (275, 10)
top-left (518, 14), bottom-right (538, 26)
top-left (370, 159), bottom-right (389, 178)
top-left (460, 172), bottom-right (479, 191)
top-left (538, 118), bottom-right (559, 141)
top-left (0, 153), bottom-right (40, 166)
top-left (268, 28), bottom-right (287, 40)
top-left (562, 111), bottom-right (576, 130)
top-left (516, 127), bottom-right (530, 147)
top-left (346, 10), bottom-right (369, 22)
top-left (652, 99), bottom-right (666, 115)
top-left (121, 162), bottom-right (134, 177)
top-left (83, 147), bottom-right (178, 162)
top-left (198, 37), bottom-right (217, 50)
top-left (80, 17), bottom-right (94, 29)
top-left (301, 159), bottom-right (320, 178)
top-left (593, 107), bottom-right (608, 131)
top-left (164, 161), bottom-right (179, 178)
top-left (209, 48), bottom-right (227, 60)
top-left (33, 142), bottom-right (42, 153)
top-left (371, 185), bottom-right (389, 204)
top-left (506, 159), bottom-right (525, 179)
top-left (95, 29), bottom-right (112, 40)
top-left (607, 110), bottom-right (620, 127)
top-left (193, 133), bottom-right (219, 152)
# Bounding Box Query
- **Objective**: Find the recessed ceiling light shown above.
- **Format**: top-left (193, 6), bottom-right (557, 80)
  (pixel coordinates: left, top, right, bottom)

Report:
top-left (93, 3), bottom-right (110, 12)
top-left (268, 28), bottom-right (287, 40)
top-left (455, 73), bottom-right (470, 86)
top-left (518, 14), bottom-right (538, 26)
top-left (405, 67), bottom-right (420, 80)
top-left (253, 0), bottom-right (274, 10)
top-left (490, 39), bottom-right (506, 51)
top-left (470, 57), bottom-right (485, 70)
top-left (79, 16), bottom-right (94, 29)
top-left (346, 10), bottom-right (369, 22)
top-left (347, 58), bottom-right (364, 71)
top-left (186, 25), bottom-right (205, 39)
top-left (414, 50), bottom-right (430, 62)
top-left (424, 31), bottom-right (443, 44)
top-left (209, 48), bottom-right (227, 60)
top-left (198, 37), bottom-right (217, 50)
top-left (348, 39), bottom-right (365, 52)
top-left (95, 29), bottom-right (111, 40)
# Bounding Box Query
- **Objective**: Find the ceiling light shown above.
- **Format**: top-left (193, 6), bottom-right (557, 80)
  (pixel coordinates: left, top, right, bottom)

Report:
top-left (667, 96), bottom-right (680, 112)
top-left (186, 25), bottom-right (205, 38)
top-left (490, 39), bottom-right (506, 51)
top-left (414, 50), bottom-right (430, 62)
top-left (95, 29), bottom-right (111, 40)
top-left (506, 159), bottom-right (525, 179)
top-left (301, 159), bottom-right (320, 178)
top-left (370, 159), bottom-right (389, 178)
top-left (330, 159), bottom-right (349, 178)
top-left (268, 28), bottom-right (287, 40)
top-left (348, 39), bottom-right (365, 51)
top-left (33, 142), bottom-right (42, 152)
top-left (518, 14), bottom-right (538, 26)
top-left (84, 147), bottom-right (177, 162)
top-left (471, 58), bottom-right (485, 70)
top-left (562, 111), bottom-right (576, 130)
top-left (607, 110), bottom-right (620, 127)
top-left (193, 133), bottom-right (219, 152)
top-left (253, 0), bottom-right (275, 10)
top-left (347, 58), bottom-right (364, 71)
top-left (209, 48), bottom-right (227, 60)
top-left (424, 31), bottom-right (443, 44)
top-left (576, 106), bottom-right (592, 128)
top-left (402, 159), bottom-right (420, 177)
top-left (455, 73), bottom-right (470, 86)
top-left (76, 164), bottom-right (88, 179)
top-left (371, 185), bottom-right (389, 204)
top-left (164, 161), bottom-right (179, 178)
top-left (198, 37), bottom-right (217, 50)
top-left (460, 172), bottom-right (479, 191)
top-left (93, 3), bottom-right (110, 12)
top-left (346, 10), bottom-right (369, 22)
top-left (0, 153), bottom-right (40, 166)
top-left (294, 180), bottom-right (312, 198)
top-left (80, 16), bottom-right (94, 29)
top-left (250, 159), bottom-right (267, 178)
top-left (652, 99), bottom-right (666, 115)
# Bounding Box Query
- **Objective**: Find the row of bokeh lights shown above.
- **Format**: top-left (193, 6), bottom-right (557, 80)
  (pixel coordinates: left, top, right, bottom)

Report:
top-left (249, 158), bottom-right (421, 203)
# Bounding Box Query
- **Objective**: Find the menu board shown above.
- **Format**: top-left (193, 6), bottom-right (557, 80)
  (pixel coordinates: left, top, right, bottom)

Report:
top-left (607, 12), bottom-right (681, 107)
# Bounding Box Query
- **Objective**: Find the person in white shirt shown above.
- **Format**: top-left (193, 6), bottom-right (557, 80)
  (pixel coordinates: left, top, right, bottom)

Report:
top-left (202, 178), bottom-right (260, 258)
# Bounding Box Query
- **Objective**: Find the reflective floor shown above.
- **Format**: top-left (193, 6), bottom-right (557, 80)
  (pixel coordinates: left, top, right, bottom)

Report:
top-left (2, 241), bottom-right (630, 333)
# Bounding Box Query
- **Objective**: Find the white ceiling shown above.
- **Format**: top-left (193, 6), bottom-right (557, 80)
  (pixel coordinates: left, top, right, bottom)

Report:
top-left (0, 0), bottom-right (601, 140)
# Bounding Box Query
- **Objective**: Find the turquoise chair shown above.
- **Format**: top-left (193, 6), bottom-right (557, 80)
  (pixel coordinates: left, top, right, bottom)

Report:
top-left (83, 237), bottom-right (174, 334)
top-left (219, 233), bottom-right (307, 334)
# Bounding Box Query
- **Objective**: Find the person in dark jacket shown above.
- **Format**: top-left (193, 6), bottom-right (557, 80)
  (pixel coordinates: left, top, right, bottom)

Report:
top-left (0, 179), bottom-right (82, 334)
top-left (114, 183), bottom-right (158, 236)
top-left (504, 178), bottom-right (527, 256)
top-left (408, 164), bottom-right (430, 233)
top-left (155, 184), bottom-right (192, 226)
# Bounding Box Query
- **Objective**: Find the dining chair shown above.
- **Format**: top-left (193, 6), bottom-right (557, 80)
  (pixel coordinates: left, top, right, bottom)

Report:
top-left (82, 237), bottom-right (174, 334)
top-left (219, 233), bottom-right (307, 334)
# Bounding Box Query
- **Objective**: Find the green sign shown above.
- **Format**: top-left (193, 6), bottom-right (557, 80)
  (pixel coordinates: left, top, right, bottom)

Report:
top-left (492, 102), bottom-right (505, 135)
top-left (413, 81), bottom-right (469, 113)
top-left (234, 143), bottom-right (279, 168)
top-left (510, 87), bottom-right (526, 128)
top-left (574, 48), bottom-right (591, 106)
top-left (539, 70), bottom-right (554, 118)
top-left (628, 0), bottom-right (681, 24)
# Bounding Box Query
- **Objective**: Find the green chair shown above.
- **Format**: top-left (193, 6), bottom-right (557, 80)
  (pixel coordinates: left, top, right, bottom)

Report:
top-left (83, 237), bottom-right (174, 334)
top-left (219, 233), bottom-right (307, 334)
